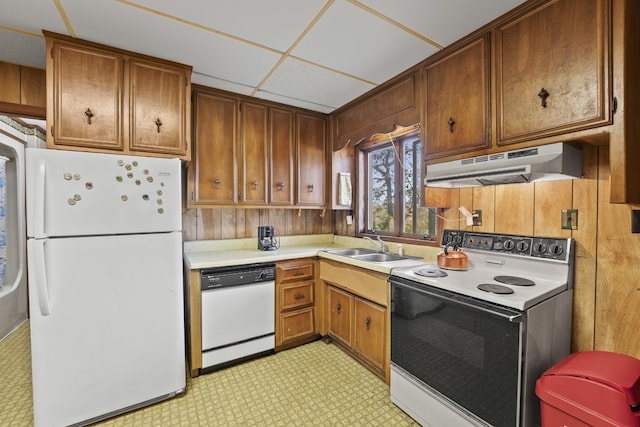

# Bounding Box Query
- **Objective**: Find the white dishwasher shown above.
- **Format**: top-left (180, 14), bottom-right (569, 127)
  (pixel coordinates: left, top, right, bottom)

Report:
top-left (200, 263), bottom-right (275, 372)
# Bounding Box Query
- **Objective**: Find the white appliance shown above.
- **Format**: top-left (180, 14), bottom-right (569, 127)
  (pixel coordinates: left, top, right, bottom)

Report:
top-left (26, 148), bottom-right (186, 427)
top-left (200, 263), bottom-right (276, 371)
top-left (0, 130), bottom-right (28, 342)
top-left (389, 229), bottom-right (574, 426)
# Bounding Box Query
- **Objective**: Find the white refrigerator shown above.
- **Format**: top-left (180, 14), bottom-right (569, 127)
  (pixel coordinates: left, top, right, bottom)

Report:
top-left (25, 148), bottom-right (186, 427)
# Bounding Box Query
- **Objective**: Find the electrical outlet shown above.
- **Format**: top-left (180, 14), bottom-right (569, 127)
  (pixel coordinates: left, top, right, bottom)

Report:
top-left (561, 209), bottom-right (578, 230)
top-left (472, 210), bottom-right (482, 226)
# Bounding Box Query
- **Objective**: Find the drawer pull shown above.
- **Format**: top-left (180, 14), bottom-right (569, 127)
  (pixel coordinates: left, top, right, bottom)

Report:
top-left (364, 317), bottom-right (371, 330)
top-left (336, 303), bottom-right (341, 314)
top-left (293, 271), bottom-right (305, 276)
top-left (294, 293), bottom-right (305, 299)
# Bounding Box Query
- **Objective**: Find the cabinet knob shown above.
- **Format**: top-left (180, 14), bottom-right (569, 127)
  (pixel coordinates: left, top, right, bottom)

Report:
top-left (214, 177), bottom-right (220, 189)
top-left (277, 182), bottom-right (285, 191)
top-left (448, 117), bottom-right (455, 133)
top-left (308, 184), bottom-right (314, 192)
top-left (252, 180), bottom-right (259, 190)
top-left (336, 303), bottom-right (341, 314)
top-left (538, 88), bottom-right (549, 108)
top-left (84, 108), bottom-right (94, 125)
top-left (155, 118), bottom-right (162, 133)
top-left (364, 317), bottom-right (371, 330)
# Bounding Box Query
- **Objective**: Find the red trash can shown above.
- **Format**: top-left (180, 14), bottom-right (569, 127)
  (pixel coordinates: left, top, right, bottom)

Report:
top-left (536, 351), bottom-right (640, 427)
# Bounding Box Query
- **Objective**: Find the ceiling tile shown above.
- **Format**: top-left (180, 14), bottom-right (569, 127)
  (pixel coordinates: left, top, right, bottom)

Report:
top-left (259, 57), bottom-right (375, 111)
top-left (126, 0), bottom-right (327, 52)
top-left (292, 0), bottom-right (439, 84)
top-left (360, 0), bottom-right (528, 46)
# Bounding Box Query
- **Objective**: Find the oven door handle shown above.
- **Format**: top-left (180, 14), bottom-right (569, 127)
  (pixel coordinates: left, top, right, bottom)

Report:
top-left (509, 313), bottom-right (523, 323)
top-left (391, 278), bottom-right (524, 322)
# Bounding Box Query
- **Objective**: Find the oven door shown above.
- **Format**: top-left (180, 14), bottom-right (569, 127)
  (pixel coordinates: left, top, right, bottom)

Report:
top-left (390, 276), bottom-right (525, 427)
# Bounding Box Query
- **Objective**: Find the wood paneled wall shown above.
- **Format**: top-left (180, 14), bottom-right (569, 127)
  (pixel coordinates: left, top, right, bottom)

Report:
top-left (182, 208), bottom-right (334, 241)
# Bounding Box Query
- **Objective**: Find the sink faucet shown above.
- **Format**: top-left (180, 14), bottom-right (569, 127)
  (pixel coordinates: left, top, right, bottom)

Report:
top-left (363, 235), bottom-right (386, 253)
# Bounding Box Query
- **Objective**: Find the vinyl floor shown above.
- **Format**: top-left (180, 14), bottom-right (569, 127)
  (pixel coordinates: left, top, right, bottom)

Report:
top-left (0, 322), bottom-right (418, 426)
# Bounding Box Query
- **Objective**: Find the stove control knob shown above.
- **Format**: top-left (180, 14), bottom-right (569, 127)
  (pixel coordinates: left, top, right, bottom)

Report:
top-left (549, 243), bottom-right (564, 256)
top-left (503, 239), bottom-right (515, 250)
top-left (533, 242), bottom-right (547, 254)
top-left (516, 241), bottom-right (529, 252)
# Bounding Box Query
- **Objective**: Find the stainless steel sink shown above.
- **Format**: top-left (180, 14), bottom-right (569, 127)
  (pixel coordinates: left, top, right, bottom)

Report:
top-left (322, 248), bottom-right (421, 263)
top-left (323, 248), bottom-right (377, 256)
top-left (352, 252), bottom-right (416, 263)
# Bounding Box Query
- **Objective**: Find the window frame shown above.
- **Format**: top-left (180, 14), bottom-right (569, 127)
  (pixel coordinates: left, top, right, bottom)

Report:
top-left (356, 130), bottom-right (438, 243)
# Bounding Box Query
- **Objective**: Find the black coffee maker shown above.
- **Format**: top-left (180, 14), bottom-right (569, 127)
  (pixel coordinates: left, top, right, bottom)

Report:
top-left (258, 226), bottom-right (277, 251)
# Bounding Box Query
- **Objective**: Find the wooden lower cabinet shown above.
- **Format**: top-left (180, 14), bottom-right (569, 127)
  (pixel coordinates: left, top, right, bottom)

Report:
top-left (353, 297), bottom-right (386, 372)
top-left (328, 286), bottom-right (353, 346)
top-left (275, 259), bottom-right (318, 350)
top-left (321, 259), bottom-right (390, 382)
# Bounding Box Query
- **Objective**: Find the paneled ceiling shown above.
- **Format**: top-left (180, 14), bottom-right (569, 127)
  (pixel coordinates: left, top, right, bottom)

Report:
top-left (0, 0), bottom-right (526, 114)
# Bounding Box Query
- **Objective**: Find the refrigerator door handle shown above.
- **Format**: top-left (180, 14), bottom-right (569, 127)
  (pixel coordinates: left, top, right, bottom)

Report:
top-left (30, 239), bottom-right (51, 316)
top-left (33, 159), bottom-right (46, 238)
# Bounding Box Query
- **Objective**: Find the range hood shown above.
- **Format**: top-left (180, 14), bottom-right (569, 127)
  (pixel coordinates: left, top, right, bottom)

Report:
top-left (424, 142), bottom-right (582, 188)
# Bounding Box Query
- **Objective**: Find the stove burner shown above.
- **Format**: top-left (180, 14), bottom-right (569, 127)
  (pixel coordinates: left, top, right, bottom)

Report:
top-left (494, 275), bottom-right (535, 286)
top-left (477, 283), bottom-right (515, 294)
top-left (415, 268), bottom-right (448, 278)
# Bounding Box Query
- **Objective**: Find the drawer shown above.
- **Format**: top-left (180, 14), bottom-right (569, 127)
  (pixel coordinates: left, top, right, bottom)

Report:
top-left (280, 307), bottom-right (315, 342)
top-left (280, 281), bottom-right (314, 311)
top-left (278, 262), bottom-right (314, 282)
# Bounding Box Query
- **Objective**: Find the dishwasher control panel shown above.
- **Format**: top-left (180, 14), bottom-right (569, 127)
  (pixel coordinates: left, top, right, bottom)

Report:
top-left (201, 263), bottom-right (276, 290)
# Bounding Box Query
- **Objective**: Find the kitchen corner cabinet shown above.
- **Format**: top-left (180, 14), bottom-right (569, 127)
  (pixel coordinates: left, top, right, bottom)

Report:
top-left (296, 112), bottom-right (327, 207)
top-left (189, 89), bottom-right (238, 205)
top-left (45, 32), bottom-right (191, 159)
top-left (495, 0), bottom-right (611, 145)
top-left (275, 259), bottom-right (317, 350)
top-left (424, 34), bottom-right (491, 160)
top-left (320, 259), bottom-right (389, 382)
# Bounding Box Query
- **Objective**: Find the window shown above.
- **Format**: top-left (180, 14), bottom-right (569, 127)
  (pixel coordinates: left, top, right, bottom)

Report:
top-left (363, 131), bottom-right (436, 239)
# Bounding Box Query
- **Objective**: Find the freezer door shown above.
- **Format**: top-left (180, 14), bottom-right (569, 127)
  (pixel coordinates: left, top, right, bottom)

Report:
top-left (27, 232), bottom-right (185, 427)
top-left (26, 148), bottom-right (181, 237)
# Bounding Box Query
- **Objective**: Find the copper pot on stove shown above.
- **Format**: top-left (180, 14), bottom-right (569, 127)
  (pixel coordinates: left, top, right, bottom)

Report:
top-left (437, 244), bottom-right (469, 270)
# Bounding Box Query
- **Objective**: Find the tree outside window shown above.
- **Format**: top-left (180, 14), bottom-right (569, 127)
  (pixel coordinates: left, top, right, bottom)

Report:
top-left (365, 133), bottom-right (435, 238)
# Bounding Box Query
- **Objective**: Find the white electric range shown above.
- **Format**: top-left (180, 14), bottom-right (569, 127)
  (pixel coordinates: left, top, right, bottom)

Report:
top-left (388, 229), bottom-right (575, 427)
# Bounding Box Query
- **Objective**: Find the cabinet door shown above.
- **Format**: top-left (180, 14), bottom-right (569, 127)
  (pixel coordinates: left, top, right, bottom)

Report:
top-left (328, 286), bottom-right (352, 346)
top-left (270, 107), bottom-right (294, 205)
top-left (496, 0), bottom-right (610, 145)
top-left (296, 112), bottom-right (326, 207)
top-left (129, 59), bottom-right (189, 156)
top-left (353, 297), bottom-right (386, 372)
top-left (239, 102), bottom-right (268, 204)
top-left (189, 91), bottom-right (237, 205)
top-left (49, 41), bottom-right (124, 150)
top-left (425, 35), bottom-right (491, 160)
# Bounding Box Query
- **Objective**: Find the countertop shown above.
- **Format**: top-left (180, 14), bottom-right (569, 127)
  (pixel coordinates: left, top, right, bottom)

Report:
top-left (183, 234), bottom-right (440, 274)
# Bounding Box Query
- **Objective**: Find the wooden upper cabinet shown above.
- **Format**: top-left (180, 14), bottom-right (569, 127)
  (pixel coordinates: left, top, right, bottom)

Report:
top-left (296, 112), bottom-right (327, 207)
top-left (269, 107), bottom-right (295, 206)
top-left (45, 31), bottom-right (191, 159)
top-left (495, 0), bottom-right (611, 145)
top-left (189, 89), bottom-right (237, 206)
top-left (128, 59), bottom-right (190, 156)
top-left (424, 34), bottom-right (491, 160)
top-left (49, 40), bottom-right (124, 150)
top-left (239, 101), bottom-right (269, 205)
